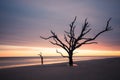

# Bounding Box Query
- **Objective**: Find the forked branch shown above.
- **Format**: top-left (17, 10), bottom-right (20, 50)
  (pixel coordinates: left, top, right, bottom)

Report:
top-left (75, 18), bottom-right (112, 49)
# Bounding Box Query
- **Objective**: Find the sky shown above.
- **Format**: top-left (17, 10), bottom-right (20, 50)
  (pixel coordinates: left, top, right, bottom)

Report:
top-left (0, 0), bottom-right (120, 57)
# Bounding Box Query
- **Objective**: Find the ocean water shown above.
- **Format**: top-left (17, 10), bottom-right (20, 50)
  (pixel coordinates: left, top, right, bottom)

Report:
top-left (0, 56), bottom-right (114, 69)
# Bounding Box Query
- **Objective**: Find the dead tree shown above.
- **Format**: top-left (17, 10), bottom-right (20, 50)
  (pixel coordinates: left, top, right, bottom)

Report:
top-left (38, 52), bottom-right (43, 65)
top-left (40, 17), bottom-right (112, 66)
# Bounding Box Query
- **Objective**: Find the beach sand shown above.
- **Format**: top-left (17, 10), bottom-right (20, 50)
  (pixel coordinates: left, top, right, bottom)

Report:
top-left (0, 57), bottom-right (120, 80)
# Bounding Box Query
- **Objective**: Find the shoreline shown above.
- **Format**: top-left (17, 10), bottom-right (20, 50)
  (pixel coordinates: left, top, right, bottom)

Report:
top-left (0, 57), bottom-right (115, 69)
top-left (0, 57), bottom-right (120, 80)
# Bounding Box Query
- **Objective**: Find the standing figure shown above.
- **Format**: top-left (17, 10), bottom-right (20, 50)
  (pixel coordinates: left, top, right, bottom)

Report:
top-left (38, 52), bottom-right (43, 65)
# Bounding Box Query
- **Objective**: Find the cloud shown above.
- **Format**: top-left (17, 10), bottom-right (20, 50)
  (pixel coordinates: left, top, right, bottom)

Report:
top-left (0, 0), bottom-right (120, 50)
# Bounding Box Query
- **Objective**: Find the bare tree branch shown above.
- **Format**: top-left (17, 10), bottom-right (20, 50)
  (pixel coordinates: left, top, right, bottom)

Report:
top-left (75, 18), bottom-right (112, 49)
top-left (64, 34), bottom-right (69, 44)
top-left (41, 30), bottom-right (69, 53)
top-left (84, 42), bottom-right (98, 44)
top-left (56, 49), bottom-right (68, 58)
top-left (40, 36), bottom-right (54, 40)
top-left (83, 28), bottom-right (91, 35)
top-left (92, 18), bottom-right (112, 40)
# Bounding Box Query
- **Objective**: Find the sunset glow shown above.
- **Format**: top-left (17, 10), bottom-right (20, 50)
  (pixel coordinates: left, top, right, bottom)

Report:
top-left (0, 0), bottom-right (120, 57)
top-left (0, 45), bottom-right (120, 57)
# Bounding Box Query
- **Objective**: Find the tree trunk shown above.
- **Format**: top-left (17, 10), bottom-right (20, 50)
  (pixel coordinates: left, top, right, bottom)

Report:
top-left (68, 52), bottom-right (73, 66)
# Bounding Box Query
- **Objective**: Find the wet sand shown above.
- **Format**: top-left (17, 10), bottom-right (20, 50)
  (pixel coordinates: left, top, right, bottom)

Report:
top-left (0, 57), bottom-right (120, 80)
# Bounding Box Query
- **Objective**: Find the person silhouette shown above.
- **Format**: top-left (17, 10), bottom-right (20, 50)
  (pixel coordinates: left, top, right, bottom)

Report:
top-left (38, 52), bottom-right (43, 65)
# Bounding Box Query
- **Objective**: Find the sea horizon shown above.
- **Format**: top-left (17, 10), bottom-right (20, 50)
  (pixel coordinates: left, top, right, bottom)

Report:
top-left (0, 56), bottom-right (118, 69)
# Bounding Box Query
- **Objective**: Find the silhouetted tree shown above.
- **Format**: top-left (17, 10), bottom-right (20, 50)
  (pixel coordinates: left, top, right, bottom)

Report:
top-left (40, 17), bottom-right (112, 66)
